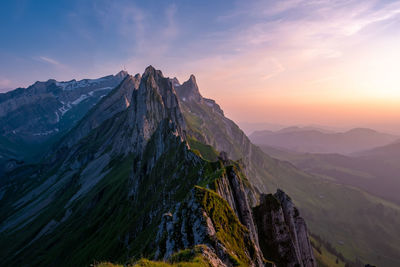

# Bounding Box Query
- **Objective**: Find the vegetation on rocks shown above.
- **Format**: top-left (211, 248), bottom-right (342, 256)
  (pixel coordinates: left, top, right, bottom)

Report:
top-left (194, 186), bottom-right (256, 266)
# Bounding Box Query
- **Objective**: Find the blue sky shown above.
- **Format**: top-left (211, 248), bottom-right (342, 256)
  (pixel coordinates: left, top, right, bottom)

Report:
top-left (1, 0), bottom-right (400, 131)
top-left (0, 0), bottom-right (238, 89)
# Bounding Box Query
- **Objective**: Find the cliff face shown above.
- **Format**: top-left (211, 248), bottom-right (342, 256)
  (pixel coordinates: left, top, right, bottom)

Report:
top-left (0, 66), bottom-right (195, 266)
top-left (154, 160), bottom-right (316, 267)
top-left (54, 65), bottom-right (185, 160)
top-left (213, 164), bottom-right (260, 255)
top-left (55, 73), bottom-right (141, 150)
top-left (275, 190), bottom-right (316, 267)
top-left (253, 191), bottom-right (316, 267)
top-left (155, 186), bottom-right (264, 267)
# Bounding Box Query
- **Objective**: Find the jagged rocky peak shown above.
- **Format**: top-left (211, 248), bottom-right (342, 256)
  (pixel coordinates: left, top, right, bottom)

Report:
top-left (143, 65), bottom-right (162, 77)
top-left (115, 70), bottom-right (129, 79)
top-left (174, 74), bottom-right (224, 116)
top-left (170, 77), bottom-right (180, 87)
top-left (135, 65), bottom-right (186, 138)
top-left (253, 190), bottom-right (316, 267)
top-left (56, 65), bottom-right (187, 159)
top-left (188, 74), bottom-right (197, 84)
top-left (175, 74), bottom-right (203, 102)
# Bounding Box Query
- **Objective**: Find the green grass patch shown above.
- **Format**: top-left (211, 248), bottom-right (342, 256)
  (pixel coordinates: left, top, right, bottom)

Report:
top-left (187, 137), bottom-right (219, 162)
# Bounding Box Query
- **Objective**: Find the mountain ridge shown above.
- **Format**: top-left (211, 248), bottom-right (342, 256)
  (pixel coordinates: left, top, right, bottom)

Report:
top-left (0, 66), bottom-right (316, 267)
top-left (0, 71), bottom-right (128, 175)
top-left (250, 126), bottom-right (398, 154)
top-left (2, 66), bottom-right (399, 266)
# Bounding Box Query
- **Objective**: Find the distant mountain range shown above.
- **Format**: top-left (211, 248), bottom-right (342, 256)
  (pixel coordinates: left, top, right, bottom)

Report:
top-left (356, 139), bottom-right (400, 159)
top-left (237, 122), bottom-right (287, 134)
top-left (250, 126), bottom-right (399, 154)
top-left (259, 140), bottom-right (400, 205)
top-left (238, 123), bottom-right (348, 136)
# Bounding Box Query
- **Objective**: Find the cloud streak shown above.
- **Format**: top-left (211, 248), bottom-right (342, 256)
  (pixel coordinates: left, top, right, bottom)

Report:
top-left (38, 56), bottom-right (64, 67)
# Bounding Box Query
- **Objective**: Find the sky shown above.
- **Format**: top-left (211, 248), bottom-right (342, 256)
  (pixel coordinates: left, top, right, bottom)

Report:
top-left (1, 0), bottom-right (400, 133)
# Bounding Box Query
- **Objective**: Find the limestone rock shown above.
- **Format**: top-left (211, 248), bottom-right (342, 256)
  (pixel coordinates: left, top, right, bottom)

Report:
top-left (253, 191), bottom-right (316, 267)
top-left (155, 187), bottom-right (263, 267)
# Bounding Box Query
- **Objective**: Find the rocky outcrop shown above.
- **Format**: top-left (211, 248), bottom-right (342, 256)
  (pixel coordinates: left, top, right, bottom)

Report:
top-left (274, 190), bottom-right (316, 267)
top-left (155, 186), bottom-right (264, 267)
top-left (174, 74), bottom-right (224, 116)
top-left (214, 165), bottom-right (260, 252)
top-left (170, 77), bottom-right (181, 87)
top-left (174, 74), bottom-right (202, 103)
top-left (253, 191), bottom-right (316, 267)
top-left (154, 152), bottom-right (317, 267)
top-left (102, 65), bottom-right (186, 156)
top-left (52, 65), bottom-right (186, 165)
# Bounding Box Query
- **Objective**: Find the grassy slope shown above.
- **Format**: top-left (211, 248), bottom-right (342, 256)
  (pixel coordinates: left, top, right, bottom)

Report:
top-left (259, 144), bottom-right (400, 205)
top-left (187, 137), bottom-right (219, 162)
top-left (1, 124), bottom-right (246, 266)
top-left (312, 244), bottom-right (346, 267)
top-left (255, 163), bottom-right (400, 267)
top-left (194, 186), bottom-right (256, 266)
top-left (257, 145), bottom-right (400, 266)
top-left (96, 163), bottom-right (268, 267)
top-left (0, 155), bottom-right (135, 266)
top-left (4, 92), bottom-right (400, 266)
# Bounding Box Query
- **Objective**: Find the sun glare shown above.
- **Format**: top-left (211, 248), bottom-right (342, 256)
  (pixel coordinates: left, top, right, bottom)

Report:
top-left (360, 46), bottom-right (400, 99)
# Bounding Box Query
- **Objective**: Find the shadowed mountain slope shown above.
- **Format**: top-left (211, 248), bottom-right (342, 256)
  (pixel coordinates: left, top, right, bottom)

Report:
top-left (0, 71), bottom-right (128, 175)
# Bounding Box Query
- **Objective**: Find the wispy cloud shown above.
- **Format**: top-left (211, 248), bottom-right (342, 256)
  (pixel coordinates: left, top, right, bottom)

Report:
top-left (212, 0), bottom-right (400, 56)
top-left (175, 0), bottom-right (400, 86)
top-left (260, 58), bottom-right (286, 80)
top-left (163, 0), bottom-right (400, 128)
top-left (38, 56), bottom-right (64, 67)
